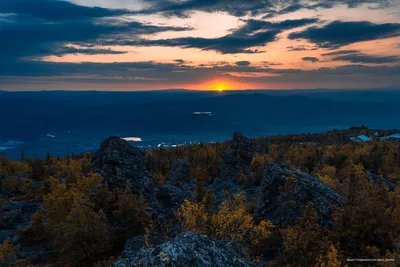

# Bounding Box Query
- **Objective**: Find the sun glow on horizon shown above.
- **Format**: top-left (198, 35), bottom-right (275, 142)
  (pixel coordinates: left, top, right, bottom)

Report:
top-left (210, 81), bottom-right (231, 92)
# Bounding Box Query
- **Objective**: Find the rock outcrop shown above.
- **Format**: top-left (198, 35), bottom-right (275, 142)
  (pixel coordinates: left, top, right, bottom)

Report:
top-left (368, 171), bottom-right (396, 191)
top-left (220, 132), bottom-right (254, 181)
top-left (231, 132), bottom-right (255, 166)
top-left (0, 200), bottom-right (38, 243)
top-left (219, 152), bottom-right (241, 181)
top-left (210, 178), bottom-right (258, 207)
top-left (153, 181), bottom-right (195, 213)
top-left (256, 163), bottom-right (342, 227)
top-left (115, 231), bottom-right (254, 267)
top-left (121, 236), bottom-right (146, 259)
top-left (0, 199), bottom-right (56, 265)
top-left (92, 136), bottom-right (153, 195)
top-left (167, 160), bottom-right (191, 184)
top-left (151, 160), bottom-right (195, 221)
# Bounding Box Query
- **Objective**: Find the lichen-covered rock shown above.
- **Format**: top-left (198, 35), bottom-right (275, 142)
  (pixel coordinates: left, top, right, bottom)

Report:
top-left (150, 179), bottom-right (195, 230)
top-left (0, 200), bottom-right (38, 234)
top-left (0, 200), bottom-right (54, 264)
top-left (219, 152), bottom-right (240, 181)
top-left (220, 132), bottom-right (254, 182)
top-left (367, 171), bottom-right (396, 191)
top-left (92, 136), bottom-right (153, 195)
top-left (150, 160), bottom-right (194, 215)
top-left (209, 178), bottom-right (257, 207)
top-left (167, 160), bottom-right (191, 184)
top-left (231, 132), bottom-right (254, 165)
top-left (255, 163), bottom-right (342, 227)
top-left (114, 232), bottom-right (254, 267)
top-left (121, 236), bottom-right (146, 259)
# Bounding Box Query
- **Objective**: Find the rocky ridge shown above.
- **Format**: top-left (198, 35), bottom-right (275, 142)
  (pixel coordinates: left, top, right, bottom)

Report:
top-left (92, 136), bottom-right (153, 195)
top-left (255, 162), bottom-right (343, 227)
top-left (105, 133), bottom-right (345, 266)
top-left (115, 231), bottom-right (255, 267)
top-left (219, 132), bottom-right (255, 181)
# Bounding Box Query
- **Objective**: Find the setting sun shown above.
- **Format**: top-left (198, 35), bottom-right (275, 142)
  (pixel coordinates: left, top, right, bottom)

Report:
top-left (211, 82), bottom-right (230, 92)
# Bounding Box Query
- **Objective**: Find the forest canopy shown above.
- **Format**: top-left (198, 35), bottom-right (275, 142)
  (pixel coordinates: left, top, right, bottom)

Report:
top-left (0, 127), bottom-right (399, 266)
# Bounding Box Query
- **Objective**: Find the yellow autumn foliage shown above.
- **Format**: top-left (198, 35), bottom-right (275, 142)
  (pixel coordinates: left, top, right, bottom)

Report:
top-left (176, 193), bottom-right (275, 247)
top-left (0, 238), bottom-right (17, 263)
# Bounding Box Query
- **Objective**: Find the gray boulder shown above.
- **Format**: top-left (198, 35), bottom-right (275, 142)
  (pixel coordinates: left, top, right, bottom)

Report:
top-left (219, 152), bottom-right (240, 181)
top-left (0, 200), bottom-right (37, 233)
top-left (256, 163), bottom-right (342, 227)
top-left (152, 160), bottom-right (194, 214)
top-left (154, 181), bottom-right (195, 212)
top-left (114, 231), bottom-right (254, 267)
top-left (231, 132), bottom-right (254, 166)
top-left (92, 136), bottom-right (153, 195)
top-left (368, 171), bottom-right (396, 191)
top-left (209, 178), bottom-right (257, 207)
top-left (220, 132), bottom-right (254, 181)
top-left (121, 236), bottom-right (146, 259)
top-left (167, 160), bottom-right (191, 184)
top-left (145, 160), bottom-right (195, 238)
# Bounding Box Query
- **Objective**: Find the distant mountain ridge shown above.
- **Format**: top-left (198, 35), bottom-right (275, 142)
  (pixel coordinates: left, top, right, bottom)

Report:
top-left (1, 89), bottom-right (400, 159)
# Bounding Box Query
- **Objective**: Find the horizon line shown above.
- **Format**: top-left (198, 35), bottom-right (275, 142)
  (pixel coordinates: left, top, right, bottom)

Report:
top-left (1, 87), bottom-right (400, 93)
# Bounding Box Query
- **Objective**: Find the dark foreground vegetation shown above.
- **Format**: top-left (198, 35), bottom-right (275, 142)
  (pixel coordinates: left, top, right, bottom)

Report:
top-left (1, 127), bottom-right (400, 266)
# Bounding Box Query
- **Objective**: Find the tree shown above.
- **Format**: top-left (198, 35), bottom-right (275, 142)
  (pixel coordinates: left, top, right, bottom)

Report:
top-left (29, 157), bottom-right (46, 181)
top-left (250, 154), bottom-right (268, 185)
top-left (176, 200), bottom-right (208, 234)
top-left (194, 167), bottom-right (209, 202)
top-left (0, 238), bottom-right (18, 265)
top-left (176, 193), bottom-right (275, 251)
top-left (317, 165), bottom-right (338, 189)
top-left (202, 189), bottom-right (215, 212)
top-left (332, 182), bottom-right (400, 260)
top-left (42, 175), bottom-right (112, 263)
top-left (315, 244), bottom-right (344, 267)
top-left (277, 202), bottom-right (330, 267)
top-left (113, 188), bottom-right (150, 238)
top-left (52, 199), bottom-right (111, 264)
top-left (20, 150), bottom-right (26, 162)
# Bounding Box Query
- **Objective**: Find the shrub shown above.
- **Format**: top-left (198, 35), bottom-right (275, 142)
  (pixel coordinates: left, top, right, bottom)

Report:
top-left (176, 193), bottom-right (275, 250)
top-left (42, 174), bottom-right (111, 264)
top-left (0, 238), bottom-right (18, 265)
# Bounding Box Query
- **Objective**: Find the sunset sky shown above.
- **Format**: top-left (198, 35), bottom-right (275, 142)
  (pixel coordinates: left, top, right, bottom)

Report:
top-left (1, 0), bottom-right (399, 91)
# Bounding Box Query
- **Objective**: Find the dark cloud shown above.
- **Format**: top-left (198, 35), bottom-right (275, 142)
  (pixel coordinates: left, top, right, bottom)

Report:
top-left (236, 61), bottom-right (251, 66)
top-left (336, 0), bottom-right (396, 8)
top-left (321, 50), bottom-right (361, 56)
top-left (1, 0), bottom-right (398, 89)
top-left (129, 18), bottom-right (319, 54)
top-left (289, 21), bottom-right (400, 48)
top-left (265, 3), bottom-right (305, 18)
top-left (287, 45), bottom-right (319, 51)
top-left (332, 54), bottom-right (399, 64)
top-left (2, 54), bottom-right (397, 82)
top-left (139, 0), bottom-right (397, 18)
top-left (262, 61), bottom-right (282, 66)
top-left (321, 49), bottom-right (399, 64)
top-left (0, 60), bottom-right (191, 78)
top-left (138, 0), bottom-right (275, 18)
top-left (53, 47), bottom-right (128, 56)
top-left (174, 59), bottom-right (186, 64)
top-left (0, 0), bottom-right (135, 21)
top-left (302, 57), bottom-right (319, 63)
top-left (0, 1), bottom-right (191, 62)
top-left (1, 60), bottom-right (399, 90)
top-left (262, 1), bottom-right (397, 18)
